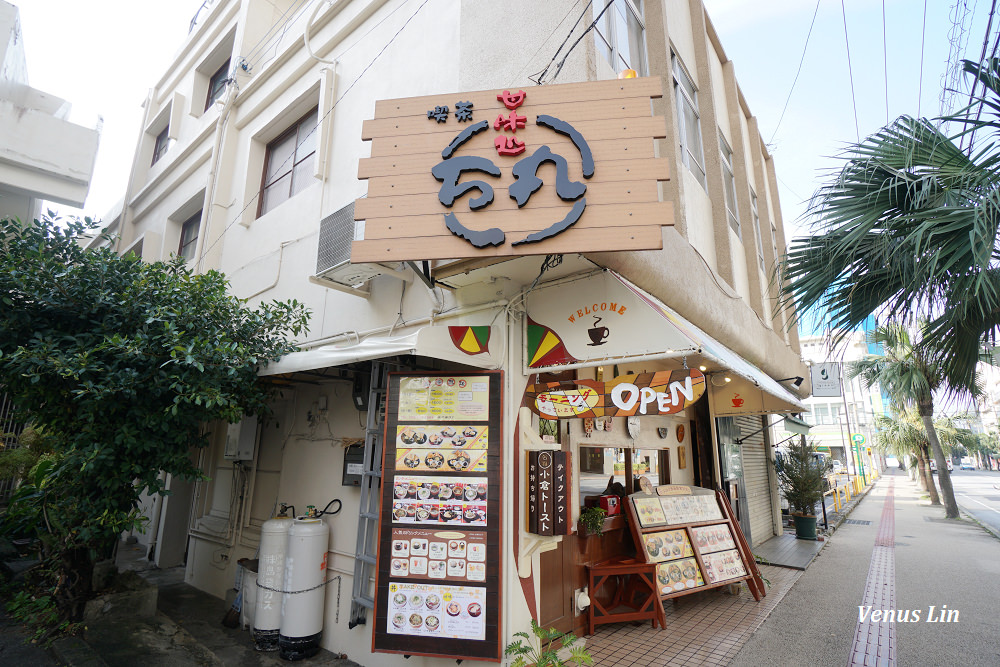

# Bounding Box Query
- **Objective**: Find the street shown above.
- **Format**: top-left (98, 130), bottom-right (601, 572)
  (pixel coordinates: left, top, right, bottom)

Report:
top-left (949, 467), bottom-right (1000, 535)
top-left (732, 468), bottom-right (1000, 666)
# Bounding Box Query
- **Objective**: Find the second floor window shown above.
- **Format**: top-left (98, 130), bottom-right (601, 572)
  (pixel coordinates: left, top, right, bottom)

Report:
top-left (151, 127), bottom-right (170, 166)
top-left (178, 213), bottom-right (200, 261)
top-left (673, 55), bottom-right (706, 188)
top-left (751, 190), bottom-right (764, 271)
top-left (594, 0), bottom-right (646, 75)
top-left (719, 134), bottom-right (739, 236)
top-left (205, 59), bottom-right (231, 110)
top-left (258, 108), bottom-right (318, 217)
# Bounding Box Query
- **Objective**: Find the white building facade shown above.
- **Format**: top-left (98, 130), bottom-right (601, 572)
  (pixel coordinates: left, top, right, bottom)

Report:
top-left (116, 0), bottom-right (809, 662)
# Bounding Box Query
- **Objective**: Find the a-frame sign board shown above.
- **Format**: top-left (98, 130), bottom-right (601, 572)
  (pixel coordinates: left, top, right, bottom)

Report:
top-left (625, 485), bottom-right (766, 603)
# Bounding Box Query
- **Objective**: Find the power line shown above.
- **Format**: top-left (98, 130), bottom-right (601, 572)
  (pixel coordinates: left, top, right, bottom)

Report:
top-left (526, 0), bottom-right (593, 85)
top-left (840, 0), bottom-right (861, 142)
top-left (242, 0), bottom-right (313, 70)
top-left (197, 0), bottom-right (432, 267)
top-left (882, 0), bottom-right (889, 125)
top-left (768, 0), bottom-right (822, 146)
top-left (918, 0), bottom-right (928, 117)
top-left (547, 0), bottom-right (615, 84)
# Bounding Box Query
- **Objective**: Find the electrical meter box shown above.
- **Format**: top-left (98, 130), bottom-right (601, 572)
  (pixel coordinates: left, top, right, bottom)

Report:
top-left (342, 445), bottom-right (364, 485)
top-left (224, 416), bottom-right (257, 461)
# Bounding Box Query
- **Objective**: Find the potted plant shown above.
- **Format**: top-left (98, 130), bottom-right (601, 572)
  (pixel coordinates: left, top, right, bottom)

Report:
top-left (504, 619), bottom-right (594, 667)
top-left (578, 506), bottom-right (607, 537)
top-left (775, 438), bottom-right (830, 540)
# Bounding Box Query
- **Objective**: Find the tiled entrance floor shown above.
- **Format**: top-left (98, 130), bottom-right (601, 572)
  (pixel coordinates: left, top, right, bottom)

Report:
top-left (584, 565), bottom-right (800, 666)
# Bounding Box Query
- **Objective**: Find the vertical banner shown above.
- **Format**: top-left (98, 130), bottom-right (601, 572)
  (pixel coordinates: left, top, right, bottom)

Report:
top-left (552, 451), bottom-right (572, 536)
top-left (810, 362), bottom-right (842, 397)
top-left (373, 372), bottom-right (503, 662)
top-left (526, 450), bottom-right (572, 536)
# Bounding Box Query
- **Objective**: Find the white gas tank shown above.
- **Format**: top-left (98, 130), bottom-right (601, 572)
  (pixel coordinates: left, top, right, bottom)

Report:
top-left (252, 514), bottom-right (292, 651)
top-left (279, 516), bottom-right (329, 661)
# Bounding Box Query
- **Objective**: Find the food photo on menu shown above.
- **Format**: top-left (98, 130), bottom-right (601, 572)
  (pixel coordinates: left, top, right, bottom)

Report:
top-left (390, 529), bottom-right (487, 583)
top-left (655, 557), bottom-right (705, 594)
top-left (387, 582), bottom-right (487, 641)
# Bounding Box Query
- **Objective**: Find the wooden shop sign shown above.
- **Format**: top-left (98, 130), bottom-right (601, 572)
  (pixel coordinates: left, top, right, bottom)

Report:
top-left (353, 77), bottom-right (672, 263)
top-left (524, 369), bottom-right (707, 420)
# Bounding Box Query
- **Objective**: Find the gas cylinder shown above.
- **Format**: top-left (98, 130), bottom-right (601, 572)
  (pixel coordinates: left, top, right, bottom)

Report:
top-left (253, 513), bottom-right (292, 651)
top-left (278, 516), bottom-right (329, 661)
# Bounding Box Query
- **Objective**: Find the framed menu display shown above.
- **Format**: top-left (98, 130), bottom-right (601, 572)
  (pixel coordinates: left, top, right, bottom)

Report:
top-left (374, 372), bottom-right (503, 662)
top-left (624, 485), bottom-right (766, 604)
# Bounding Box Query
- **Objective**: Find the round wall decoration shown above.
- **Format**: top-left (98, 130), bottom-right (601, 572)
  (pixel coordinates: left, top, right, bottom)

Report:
top-left (676, 424), bottom-right (685, 443)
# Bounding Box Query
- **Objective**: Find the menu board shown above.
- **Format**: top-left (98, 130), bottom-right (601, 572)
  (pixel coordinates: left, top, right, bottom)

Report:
top-left (397, 376), bottom-right (491, 422)
top-left (625, 486), bottom-right (764, 605)
top-left (689, 524), bottom-right (736, 554)
top-left (701, 549), bottom-right (747, 583)
top-left (386, 582), bottom-right (486, 641)
top-left (655, 558), bottom-right (704, 594)
top-left (639, 529), bottom-right (693, 563)
top-left (658, 494), bottom-right (723, 525)
top-left (374, 372), bottom-right (502, 662)
top-left (389, 528), bottom-right (488, 583)
top-left (391, 475), bottom-right (488, 526)
top-left (633, 496), bottom-right (667, 527)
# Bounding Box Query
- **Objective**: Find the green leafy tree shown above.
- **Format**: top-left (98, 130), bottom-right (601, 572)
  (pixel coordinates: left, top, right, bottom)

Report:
top-left (779, 58), bottom-right (1000, 396)
top-left (775, 437), bottom-right (830, 516)
top-left (850, 324), bottom-right (969, 518)
top-left (0, 215), bottom-right (309, 623)
top-left (872, 412), bottom-right (936, 497)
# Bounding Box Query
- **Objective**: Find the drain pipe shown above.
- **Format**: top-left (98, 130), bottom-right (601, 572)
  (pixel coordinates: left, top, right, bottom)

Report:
top-left (193, 79), bottom-right (237, 273)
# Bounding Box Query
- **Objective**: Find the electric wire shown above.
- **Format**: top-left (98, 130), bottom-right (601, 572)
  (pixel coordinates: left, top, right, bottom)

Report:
top-left (548, 0), bottom-right (615, 84)
top-left (882, 0), bottom-right (889, 125)
top-left (918, 0), bottom-right (928, 117)
top-left (840, 0), bottom-right (861, 142)
top-left (196, 0), bottom-right (432, 267)
top-left (527, 0), bottom-right (593, 85)
top-left (241, 0), bottom-right (313, 71)
top-left (767, 0), bottom-right (822, 146)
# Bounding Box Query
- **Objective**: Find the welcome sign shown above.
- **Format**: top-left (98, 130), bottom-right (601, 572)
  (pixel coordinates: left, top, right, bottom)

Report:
top-left (353, 77), bottom-right (672, 263)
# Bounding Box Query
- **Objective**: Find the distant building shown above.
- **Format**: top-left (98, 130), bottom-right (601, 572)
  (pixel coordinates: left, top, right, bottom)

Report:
top-left (793, 329), bottom-right (888, 472)
top-left (0, 1), bottom-right (100, 223)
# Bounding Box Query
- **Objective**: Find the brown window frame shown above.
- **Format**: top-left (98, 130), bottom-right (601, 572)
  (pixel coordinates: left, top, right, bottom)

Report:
top-left (205, 59), bottom-right (231, 111)
top-left (151, 126), bottom-right (170, 166)
top-left (256, 107), bottom-right (319, 218)
top-left (178, 212), bottom-right (201, 260)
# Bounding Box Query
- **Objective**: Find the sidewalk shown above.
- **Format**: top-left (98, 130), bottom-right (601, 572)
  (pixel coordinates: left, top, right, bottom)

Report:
top-left (730, 468), bottom-right (1000, 666)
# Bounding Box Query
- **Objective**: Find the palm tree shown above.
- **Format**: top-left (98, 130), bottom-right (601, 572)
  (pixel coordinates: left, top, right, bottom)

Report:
top-left (872, 412), bottom-right (936, 499)
top-left (779, 58), bottom-right (1000, 394)
top-left (850, 323), bottom-right (968, 518)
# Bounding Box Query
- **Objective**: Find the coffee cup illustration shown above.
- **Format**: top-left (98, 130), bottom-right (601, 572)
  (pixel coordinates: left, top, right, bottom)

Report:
top-left (731, 393), bottom-right (744, 407)
top-left (587, 316), bottom-right (609, 346)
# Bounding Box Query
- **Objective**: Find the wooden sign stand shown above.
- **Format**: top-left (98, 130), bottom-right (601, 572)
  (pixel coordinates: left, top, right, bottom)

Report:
top-left (624, 486), bottom-right (766, 606)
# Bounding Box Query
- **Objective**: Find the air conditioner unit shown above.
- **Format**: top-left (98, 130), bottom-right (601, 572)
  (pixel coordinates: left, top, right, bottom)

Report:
top-left (315, 201), bottom-right (388, 289)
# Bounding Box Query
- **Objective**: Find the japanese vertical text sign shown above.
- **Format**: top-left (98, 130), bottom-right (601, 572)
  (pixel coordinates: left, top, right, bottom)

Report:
top-left (354, 78), bottom-right (672, 263)
top-left (373, 372), bottom-right (504, 662)
top-left (526, 450), bottom-right (571, 536)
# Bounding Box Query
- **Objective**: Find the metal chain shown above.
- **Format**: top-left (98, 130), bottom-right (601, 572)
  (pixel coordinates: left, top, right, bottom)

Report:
top-left (256, 575), bottom-right (337, 596)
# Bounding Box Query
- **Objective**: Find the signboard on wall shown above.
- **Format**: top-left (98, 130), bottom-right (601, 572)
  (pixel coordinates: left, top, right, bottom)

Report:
top-left (523, 370), bottom-right (707, 420)
top-left (352, 78), bottom-right (672, 263)
top-left (526, 450), bottom-right (572, 536)
top-left (810, 362), bottom-right (842, 397)
top-left (373, 372), bottom-right (503, 662)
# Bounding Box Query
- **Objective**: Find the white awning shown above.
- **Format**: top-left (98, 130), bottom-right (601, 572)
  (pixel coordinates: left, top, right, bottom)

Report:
top-left (260, 325), bottom-right (501, 376)
top-left (523, 270), bottom-right (806, 413)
